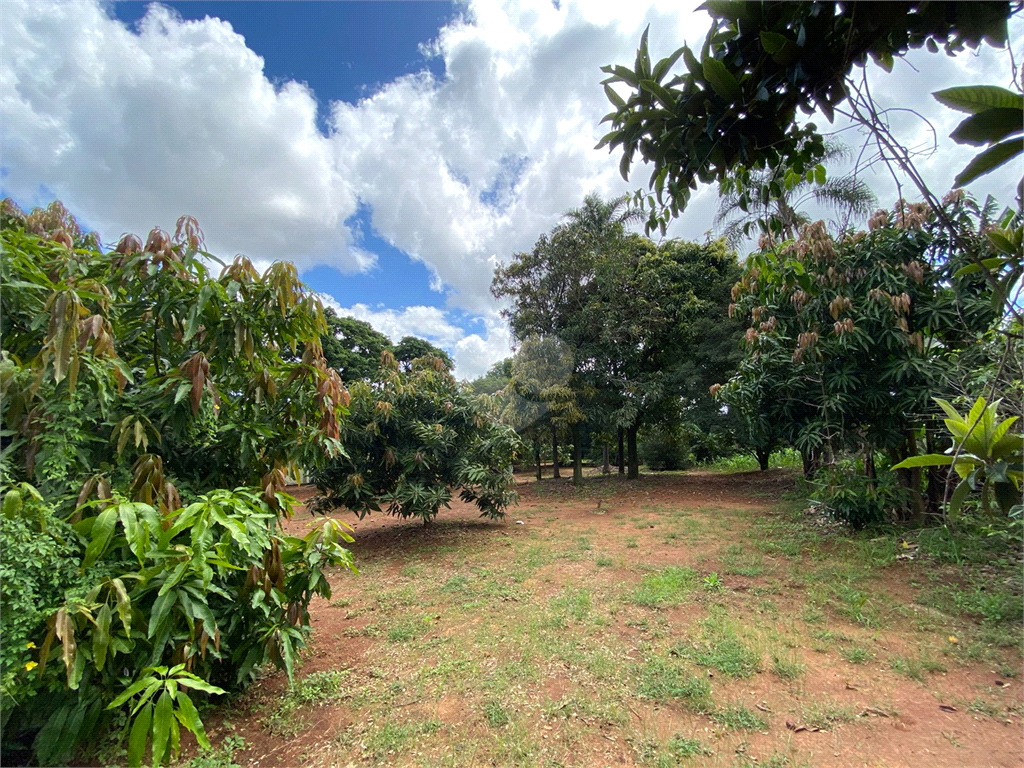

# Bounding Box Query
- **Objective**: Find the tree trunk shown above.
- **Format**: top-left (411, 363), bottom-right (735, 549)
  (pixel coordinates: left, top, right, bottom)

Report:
top-left (534, 440), bottom-right (542, 481)
top-left (602, 445), bottom-right (610, 474)
top-left (800, 445), bottom-right (821, 479)
top-left (617, 428), bottom-right (625, 475)
top-left (890, 438), bottom-right (925, 524)
top-left (756, 447), bottom-right (771, 472)
top-left (627, 424), bottom-right (639, 480)
top-left (552, 426), bottom-right (560, 479)
top-left (572, 423), bottom-right (583, 487)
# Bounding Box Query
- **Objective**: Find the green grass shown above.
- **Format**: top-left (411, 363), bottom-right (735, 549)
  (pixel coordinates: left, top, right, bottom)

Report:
top-left (799, 701), bottom-right (857, 731)
top-left (674, 614), bottom-right (761, 678)
top-left (183, 735), bottom-right (246, 768)
top-left (711, 706), bottom-right (767, 730)
top-left (842, 646), bottom-right (872, 664)
top-left (387, 615), bottom-right (432, 642)
top-left (772, 653), bottom-right (805, 680)
top-left (264, 671), bottom-right (349, 736)
top-left (635, 656), bottom-right (712, 710)
top-left (483, 700), bottom-right (511, 727)
top-left (625, 536), bottom-right (639, 549)
top-left (889, 654), bottom-right (947, 682)
top-left (595, 553), bottom-right (613, 567)
top-left (629, 566), bottom-right (699, 607)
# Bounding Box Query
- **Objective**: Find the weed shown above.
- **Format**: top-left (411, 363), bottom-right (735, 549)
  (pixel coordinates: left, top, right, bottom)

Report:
top-left (595, 554), bottom-right (613, 567)
top-left (702, 572), bottom-right (724, 592)
top-left (625, 537), bottom-right (639, 549)
top-left (800, 604), bottom-right (824, 624)
top-left (630, 567), bottom-right (699, 607)
top-left (711, 706), bottom-right (767, 730)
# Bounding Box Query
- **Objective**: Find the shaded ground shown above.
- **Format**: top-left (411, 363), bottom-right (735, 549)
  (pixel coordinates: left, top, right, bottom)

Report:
top-left (180, 470), bottom-right (1023, 768)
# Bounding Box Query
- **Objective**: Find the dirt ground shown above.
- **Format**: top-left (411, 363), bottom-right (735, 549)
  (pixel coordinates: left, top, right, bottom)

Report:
top-left (181, 470), bottom-right (1024, 768)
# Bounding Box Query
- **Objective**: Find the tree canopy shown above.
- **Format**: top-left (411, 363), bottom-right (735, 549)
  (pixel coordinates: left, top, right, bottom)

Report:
top-left (596, 1), bottom-right (1013, 232)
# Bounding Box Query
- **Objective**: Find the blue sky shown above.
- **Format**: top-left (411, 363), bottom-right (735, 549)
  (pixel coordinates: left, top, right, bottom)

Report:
top-left (2, 1), bottom-right (1020, 378)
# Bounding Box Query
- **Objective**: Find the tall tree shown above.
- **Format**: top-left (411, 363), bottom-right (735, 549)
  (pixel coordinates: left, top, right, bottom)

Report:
top-left (319, 309), bottom-right (392, 382)
top-left (392, 336), bottom-right (454, 372)
top-left (715, 141), bottom-right (877, 247)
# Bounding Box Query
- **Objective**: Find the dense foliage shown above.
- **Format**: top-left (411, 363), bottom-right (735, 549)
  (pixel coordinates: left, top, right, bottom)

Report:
top-left (716, 194), bottom-right (1003, 523)
top-left (0, 200), bottom-right (354, 765)
top-left (310, 352), bottom-right (521, 524)
top-left (596, 1), bottom-right (1012, 232)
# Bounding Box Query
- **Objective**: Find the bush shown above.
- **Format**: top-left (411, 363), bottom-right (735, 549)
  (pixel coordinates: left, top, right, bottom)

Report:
top-left (638, 425), bottom-right (690, 471)
top-left (813, 466), bottom-right (909, 529)
top-left (310, 354), bottom-right (521, 523)
top-left (0, 485), bottom-right (80, 715)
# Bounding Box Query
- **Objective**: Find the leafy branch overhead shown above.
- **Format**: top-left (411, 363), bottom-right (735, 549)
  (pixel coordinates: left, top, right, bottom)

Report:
top-left (596, 1), bottom-right (1013, 233)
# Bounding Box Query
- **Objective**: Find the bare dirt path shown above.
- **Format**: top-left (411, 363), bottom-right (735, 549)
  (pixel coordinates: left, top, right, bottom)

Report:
top-left (184, 470), bottom-right (1023, 768)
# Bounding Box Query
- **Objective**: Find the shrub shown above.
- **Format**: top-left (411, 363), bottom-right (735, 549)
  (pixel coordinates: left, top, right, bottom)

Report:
top-left (638, 424), bottom-right (690, 471)
top-left (813, 466), bottom-right (909, 529)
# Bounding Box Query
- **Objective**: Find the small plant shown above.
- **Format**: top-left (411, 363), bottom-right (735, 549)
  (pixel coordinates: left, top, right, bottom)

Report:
top-left (702, 572), bottom-right (724, 592)
top-left (625, 536), bottom-right (640, 549)
top-left (595, 554), bottom-right (613, 567)
top-left (183, 735), bottom-right (246, 768)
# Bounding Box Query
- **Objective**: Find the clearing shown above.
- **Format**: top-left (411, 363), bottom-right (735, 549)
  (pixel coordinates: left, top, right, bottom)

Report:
top-left (182, 470), bottom-right (1023, 768)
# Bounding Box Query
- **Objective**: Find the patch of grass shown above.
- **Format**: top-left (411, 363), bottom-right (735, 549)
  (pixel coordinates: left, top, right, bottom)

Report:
top-left (842, 646), bottom-right (873, 664)
top-left (674, 614), bottom-right (761, 678)
top-left (711, 706), bottom-right (767, 730)
top-left (264, 671), bottom-right (348, 736)
top-left (625, 536), bottom-right (639, 549)
top-left (549, 587), bottom-right (592, 624)
top-left (920, 581), bottom-right (1023, 625)
top-left (441, 574), bottom-right (472, 595)
top-left (483, 700), bottom-right (511, 727)
top-left (799, 701), bottom-right (857, 731)
top-left (387, 615), bottom-right (432, 642)
top-left (889, 654), bottom-right (947, 682)
top-left (702, 572), bottom-right (724, 592)
top-left (595, 554), bottom-right (613, 567)
top-left (635, 656), bottom-right (712, 710)
top-left (629, 566), bottom-right (699, 607)
top-left (363, 719), bottom-right (442, 762)
top-left (772, 653), bottom-right (805, 681)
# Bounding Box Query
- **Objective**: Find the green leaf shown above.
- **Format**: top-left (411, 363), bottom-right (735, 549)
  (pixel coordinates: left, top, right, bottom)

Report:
top-left (813, 164), bottom-right (826, 186)
top-left (948, 478), bottom-right (973, 517)
top-left (891, 453), bottom-right (956, 470)
top-left (702, 57), bottom-right (741, 101)
top-left (950, 108), bottom-right (1023, 147)
top-left (651, 46), bottom-right (685, 83)
top-left (639, 79), bottom-right (676, 109)
top-left (127, 702), bottom-right (153, 768)
top-left (107, 678), bottom-right (153, 710)
top-left (148, 589), bottom-right (176, 639)
top-left (93, 603), bottom-right (112, 672)
top-left (173, 691), bottom-right (211, 750)
top-left (176, 676), bottom-right (227, 696)
top-left (759, 31), bottom-right (788, 54)
top-left (152, 690), bottom-right (173, 767)
top-left (934, 85), bottom-right (1024, 115)
top-left (954, 138), bottom-right (1023, 187)
top-left (82, 507), bottom-right (118, 570)
top-left (603, 84), bottom-right (625, 109)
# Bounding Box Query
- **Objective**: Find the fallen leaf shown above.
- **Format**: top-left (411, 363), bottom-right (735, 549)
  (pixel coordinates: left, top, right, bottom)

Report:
top-left (939, 705), bottom-right (958, 712)
top-left (755, 702), bottom-right (771, 712)
top-left (845, 683), bottom-right (860, 691)
top-left (948, 635), bottom-right (958, 644)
